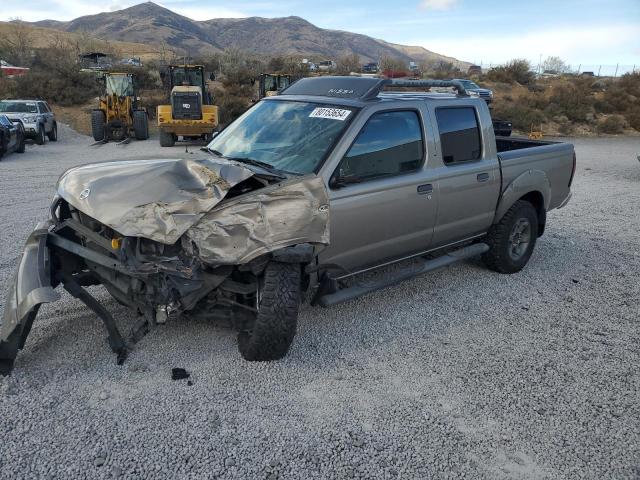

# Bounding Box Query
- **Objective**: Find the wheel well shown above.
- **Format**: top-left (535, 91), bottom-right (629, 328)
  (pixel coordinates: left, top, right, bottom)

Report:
top-left (519, 191), bottom-right (546, 236)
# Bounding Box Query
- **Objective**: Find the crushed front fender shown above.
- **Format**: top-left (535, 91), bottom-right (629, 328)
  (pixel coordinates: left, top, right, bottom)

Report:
top-left (1, 221), bottom-right (60, 375)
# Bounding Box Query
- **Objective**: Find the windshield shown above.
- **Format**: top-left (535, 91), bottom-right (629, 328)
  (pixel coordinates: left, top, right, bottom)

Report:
top-left (0, 101), bottom-right (37, 113)
top-left (460, 80), bottom-right (480, 89)
top-left (207, 100), bottom-right (356, 175)
top-left (106, 75), bottom-right (134, 96)
top-left (171, 67), bottom-right (203, 88)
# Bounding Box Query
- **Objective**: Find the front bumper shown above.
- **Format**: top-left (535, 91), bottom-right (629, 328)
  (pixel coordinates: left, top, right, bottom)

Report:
top-left (1, 221), bottom-right (59, 375)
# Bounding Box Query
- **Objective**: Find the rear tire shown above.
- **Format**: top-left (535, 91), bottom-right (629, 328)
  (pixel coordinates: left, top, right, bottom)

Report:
top-left (47, 122), bottom-right (58, 141)
top-left (238, 262), bottom-right (301, 361)
top-left (35, 125), bottom-right (45, 145)
top-left (482, 200), bottom-right (538, 274)
top-left (91, 111), bottom-right (105, 141)
top-left (133, 111), bottom-right (149, 140)
top-left (159, 129), bottom-right (175, 147)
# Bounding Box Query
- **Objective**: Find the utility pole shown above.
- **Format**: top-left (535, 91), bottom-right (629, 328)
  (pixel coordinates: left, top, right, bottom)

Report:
top-left (614, 63), bottom-right (619, 77)
top-left (597, 65), bottom-right (602, 77)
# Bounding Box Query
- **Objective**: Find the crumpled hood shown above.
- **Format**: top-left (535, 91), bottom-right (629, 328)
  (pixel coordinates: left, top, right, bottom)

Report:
top-left (57, 158), bottom-right (255, 244)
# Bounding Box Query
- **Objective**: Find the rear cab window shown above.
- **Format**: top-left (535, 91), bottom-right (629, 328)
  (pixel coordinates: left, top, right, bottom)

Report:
top-left (334, 110), bottom-right (424, 184)
top-left (435, 107), bottom-right (482, 164)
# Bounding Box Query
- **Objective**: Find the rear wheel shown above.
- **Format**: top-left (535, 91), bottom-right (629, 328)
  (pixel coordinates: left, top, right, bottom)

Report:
top-left (91, 110), bottom-right (105, 141)
top-left (159, 129), bottom-right (175, 147)
top-left (133, 111), bottom-right (149, 140)
top-left (35, 125), bottom-right (45, 145)
top-left (47, 122), bottom-right (58, 141)
top-left (482, 200), bottom-right (538, 274)
top-left (238, 262), bottom-right (301, 361)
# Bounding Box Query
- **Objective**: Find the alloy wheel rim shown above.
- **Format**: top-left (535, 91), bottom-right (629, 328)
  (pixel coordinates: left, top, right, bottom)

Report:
top-left (508, 218), bottom-right (531, 261)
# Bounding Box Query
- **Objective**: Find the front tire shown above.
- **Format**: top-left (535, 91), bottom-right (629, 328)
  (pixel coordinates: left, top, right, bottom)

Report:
top-left (238, 262), bottom-right (301, 361)
top-left (35, 125), bottom-right (45, 145)
top-left (133, 111), bottom-right (149, 140)
top-left (482, 200), bottom-right (538, 274)
top-left (16, 132), bottom-right (25, 153)
top-left (91, 110), bottom-right (105, 141)
top-left (159, 129), bottom-right (175, 147)
top-left (47, 122), bottom-right (58, 141)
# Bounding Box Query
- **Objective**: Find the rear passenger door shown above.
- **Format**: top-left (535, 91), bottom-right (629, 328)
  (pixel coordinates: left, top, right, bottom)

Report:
top-left (320, 108), bottom-right (438, 272)
top-left (430, 106), bottom-right (501, 247)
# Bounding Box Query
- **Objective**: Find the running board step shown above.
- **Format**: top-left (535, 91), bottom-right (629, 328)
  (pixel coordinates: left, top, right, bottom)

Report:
top-left (316, 243), bottom-right (489, 307)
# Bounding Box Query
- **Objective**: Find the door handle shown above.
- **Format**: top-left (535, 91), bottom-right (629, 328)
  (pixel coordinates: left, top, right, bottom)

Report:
top-left (477, 173), bottom-right (490, 182)
top-left (417, 184), bottom-right (433, 195)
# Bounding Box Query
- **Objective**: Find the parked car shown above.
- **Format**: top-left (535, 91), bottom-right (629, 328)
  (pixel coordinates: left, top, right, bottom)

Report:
top-left (0, 99), bottom-right (58, 145)
top-left (467, 65), bottom-right (482, 76)
top-left (492, 118), bottom-right (513, 136)
top-left (362, 62), bottom-right (379, 73)
top-left (0, 114), bottom-right (25, 159)
top-left (1, 77), bottom-right (576, 374)
top-left (453, 79), bottom-right (494, 103)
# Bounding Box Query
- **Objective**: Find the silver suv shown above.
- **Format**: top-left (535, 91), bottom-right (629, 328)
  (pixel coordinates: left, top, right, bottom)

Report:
top-left (0, 99), bottom-right (58, 144)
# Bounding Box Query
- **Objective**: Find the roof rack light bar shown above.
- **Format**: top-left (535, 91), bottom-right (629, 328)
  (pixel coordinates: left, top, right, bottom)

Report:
top-left (362, 78), bottom-right (469, 100)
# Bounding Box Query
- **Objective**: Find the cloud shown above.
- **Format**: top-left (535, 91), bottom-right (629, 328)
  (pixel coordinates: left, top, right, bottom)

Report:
top-left (410, 23), bottom-right (640, 66)
top-left (419, 0), bottom-right (458, 10)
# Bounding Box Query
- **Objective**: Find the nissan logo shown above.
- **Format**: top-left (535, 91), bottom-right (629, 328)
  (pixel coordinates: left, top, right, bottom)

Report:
top-left (79, 188), bottom-right (91, 200)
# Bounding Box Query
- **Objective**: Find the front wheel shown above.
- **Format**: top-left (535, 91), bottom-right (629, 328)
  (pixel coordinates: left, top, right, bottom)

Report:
top-left (482, 200), bottom-right (538, 274)
top-left (47, 123), bottom-right (58, 141)
top-left (133, 111), bottom-right (148, 140)
top-left (35, 125), bottom-right (45, 145)
top-left (238, 262), bottom-right (301, 361)
top-left (159, 129), bottom-right (175, 147)
top-left (16, 133), bottom-right (25, 153)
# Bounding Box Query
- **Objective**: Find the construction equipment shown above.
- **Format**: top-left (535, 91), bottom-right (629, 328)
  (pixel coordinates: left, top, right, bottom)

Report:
top-left (257, 73), bottom-right (293, 100)
top-left (528, 123), bottom-right (544, 140)
top-left (91, 73), bottom-right (148, 143)
top-left (157, 65), bottom-right (218, 147)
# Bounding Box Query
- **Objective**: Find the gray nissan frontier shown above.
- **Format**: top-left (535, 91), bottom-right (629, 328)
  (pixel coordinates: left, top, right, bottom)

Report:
top-left (1, 77), bottom-right (575, 374)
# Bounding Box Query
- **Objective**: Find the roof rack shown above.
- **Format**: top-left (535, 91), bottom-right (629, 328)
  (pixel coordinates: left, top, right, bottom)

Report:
top-left (279, 76), bottom-right (469, 101)
top-left (371, 79), bottom-right (469, 99)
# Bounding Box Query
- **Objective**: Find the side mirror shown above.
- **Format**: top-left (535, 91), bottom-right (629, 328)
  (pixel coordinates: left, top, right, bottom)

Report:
top-left (329, 173), bottom-right (361, 189)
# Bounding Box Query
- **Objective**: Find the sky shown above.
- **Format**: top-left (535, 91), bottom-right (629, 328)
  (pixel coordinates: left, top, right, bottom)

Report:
top-left (2, 0), bottom-right (639, 67)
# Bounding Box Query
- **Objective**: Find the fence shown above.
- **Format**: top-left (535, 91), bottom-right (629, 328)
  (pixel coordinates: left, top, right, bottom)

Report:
top-left (469, 62), bottom-right (637, 77)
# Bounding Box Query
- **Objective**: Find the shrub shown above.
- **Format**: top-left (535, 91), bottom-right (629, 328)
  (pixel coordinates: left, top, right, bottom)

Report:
top-left (548, 81), bottom-right (594, 122)
top-left (486, 59), bottom-right (535, 85)
top-left (211, 87), bottom-right (251, 126)
top-left (597, 115), bottom-right (625, 134)
top-left (624, 107), bottom-right (640, 131)
top-left (492, 101), bottom-right (546, 131)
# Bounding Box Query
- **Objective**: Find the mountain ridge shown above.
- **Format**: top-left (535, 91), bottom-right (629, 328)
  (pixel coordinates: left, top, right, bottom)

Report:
top-left (27, 2), bottom-right (468, 66)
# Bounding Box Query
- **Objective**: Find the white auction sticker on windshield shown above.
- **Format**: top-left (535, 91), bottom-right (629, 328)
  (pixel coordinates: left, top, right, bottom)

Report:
top-left (309, 107), bottom-right (351, 121)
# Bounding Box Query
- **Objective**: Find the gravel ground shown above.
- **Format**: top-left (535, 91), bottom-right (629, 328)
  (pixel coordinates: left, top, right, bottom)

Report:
top-left (0, 126), bottom-right (638, 480)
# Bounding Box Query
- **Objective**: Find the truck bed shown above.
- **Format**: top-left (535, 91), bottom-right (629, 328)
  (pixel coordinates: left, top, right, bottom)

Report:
top-left (496, 136), bottom-right (574, 212)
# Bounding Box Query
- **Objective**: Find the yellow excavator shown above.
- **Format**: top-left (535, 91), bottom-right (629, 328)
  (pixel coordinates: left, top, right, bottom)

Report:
top-left (91, 73), bottom-right (148, 142)
top-left (157, 65), bottom-right (219, 147)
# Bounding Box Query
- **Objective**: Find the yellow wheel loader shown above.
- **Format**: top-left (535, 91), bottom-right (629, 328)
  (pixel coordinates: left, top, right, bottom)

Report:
top-left (257, 73), bottom-right (293, 100)
top-left (91, 73), bottom-right (149, 142)
top-left (157, 65), bottom-right (219, 147)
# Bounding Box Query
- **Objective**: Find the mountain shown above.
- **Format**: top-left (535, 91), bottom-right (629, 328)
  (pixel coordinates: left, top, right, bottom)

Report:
top-left (24, 2), bottom-right (468, 66)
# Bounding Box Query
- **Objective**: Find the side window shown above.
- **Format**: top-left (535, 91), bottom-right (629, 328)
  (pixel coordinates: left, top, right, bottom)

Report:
top-left (37, 102), bottom-right (46, 113)
top-left (435, 107), bottom-right (482, 164)
top-left (336, 110), bottom-right (423, 182)
top-left (43, 102), bottom-right (51, 113)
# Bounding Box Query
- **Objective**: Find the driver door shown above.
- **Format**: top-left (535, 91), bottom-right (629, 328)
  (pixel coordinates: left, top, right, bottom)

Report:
top-left (320, 109), bottom-right (438, 273)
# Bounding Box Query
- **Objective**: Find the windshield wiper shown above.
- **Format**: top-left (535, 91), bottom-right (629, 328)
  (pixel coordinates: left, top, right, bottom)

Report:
top-left (205, 148), bottom-right (293, 178)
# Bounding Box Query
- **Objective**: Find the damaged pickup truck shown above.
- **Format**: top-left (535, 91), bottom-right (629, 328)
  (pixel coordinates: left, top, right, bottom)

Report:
top-left (1, 77), bottom-right (576, 374)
